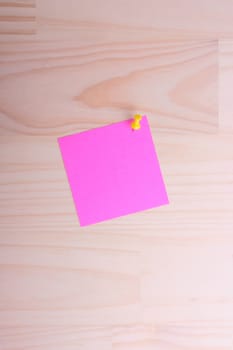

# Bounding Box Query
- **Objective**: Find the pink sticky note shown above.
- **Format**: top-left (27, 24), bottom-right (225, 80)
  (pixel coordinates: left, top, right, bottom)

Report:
top-left (58, 116), bottom-right (169, 226)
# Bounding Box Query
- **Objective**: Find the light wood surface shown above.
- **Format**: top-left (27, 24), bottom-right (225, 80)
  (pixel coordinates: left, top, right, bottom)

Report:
top-left (1, 1), bottom-right (233, 349)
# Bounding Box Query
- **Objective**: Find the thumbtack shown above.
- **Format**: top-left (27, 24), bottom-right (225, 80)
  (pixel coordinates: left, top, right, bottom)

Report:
top-left (131, 114), bottom-right (142, 130)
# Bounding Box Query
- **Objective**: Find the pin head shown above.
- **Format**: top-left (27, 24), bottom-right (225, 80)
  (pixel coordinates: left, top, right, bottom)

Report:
top-left (131, 114), bottom-right (142, 130)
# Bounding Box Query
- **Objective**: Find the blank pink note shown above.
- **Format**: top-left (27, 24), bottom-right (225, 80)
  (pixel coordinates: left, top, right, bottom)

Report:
top-left (58, 116), bottom-right (169, 226)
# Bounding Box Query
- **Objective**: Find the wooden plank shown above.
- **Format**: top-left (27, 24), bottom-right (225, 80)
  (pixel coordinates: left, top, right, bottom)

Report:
top-left (0, 40), bottom-right (218, 135)
top-left (0, 1), bottom-right (233, 349)
top-left (219, 40), bottom-right (233, 131)
top-left (36, 0), bottom-right (233, 40)
top-left (0, 0), bottom-right (36, 35)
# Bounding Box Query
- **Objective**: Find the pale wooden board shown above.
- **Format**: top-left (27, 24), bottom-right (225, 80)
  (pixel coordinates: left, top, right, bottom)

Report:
top-left (36, 0), bottom-right (233, 40)
top-left (0, 0), bottom-right (36, 35)
top-left (219, 40), bottom-right (233, 131)
top-left (1, 1), bottom-right (233, 349)
top-left (0, 39), bottom-right (218, 135)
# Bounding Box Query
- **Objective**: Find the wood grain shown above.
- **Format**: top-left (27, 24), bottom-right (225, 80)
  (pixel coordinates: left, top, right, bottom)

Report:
top-left (0, 40), bottom-right (218, 135)
top-left (36, 0), bottom-right (233, 40)
top-left (1, 1), bottom-right (233, 349)
top-left (0, 0), bottom-right (36, 35)
top-left (219, 40), bottom-right (233, 131)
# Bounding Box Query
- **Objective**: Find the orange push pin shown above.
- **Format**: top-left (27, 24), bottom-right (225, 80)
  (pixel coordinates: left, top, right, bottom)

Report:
top-left (131, 114), bottom-right (142, 130)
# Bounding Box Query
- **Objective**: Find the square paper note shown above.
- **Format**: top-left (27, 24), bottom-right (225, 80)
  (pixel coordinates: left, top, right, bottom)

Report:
top-left (58, 116), bottom-right (168, 226)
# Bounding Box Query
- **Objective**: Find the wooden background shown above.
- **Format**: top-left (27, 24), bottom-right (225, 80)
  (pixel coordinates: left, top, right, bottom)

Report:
top-left (1, 0), bottom-right (233, 349)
